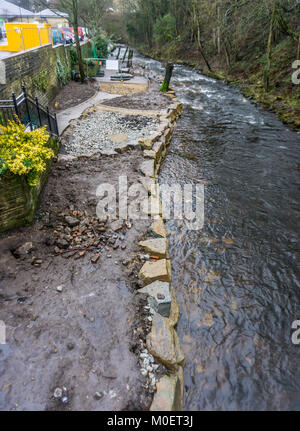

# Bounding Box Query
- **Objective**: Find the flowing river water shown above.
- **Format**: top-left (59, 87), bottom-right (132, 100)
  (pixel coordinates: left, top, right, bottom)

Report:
top-left (133, 52), bottom-right (300, 411)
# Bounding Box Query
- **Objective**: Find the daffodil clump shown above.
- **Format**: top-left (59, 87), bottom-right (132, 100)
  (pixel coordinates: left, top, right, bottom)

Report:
top-left (0, 120), bottom-right (53, 187)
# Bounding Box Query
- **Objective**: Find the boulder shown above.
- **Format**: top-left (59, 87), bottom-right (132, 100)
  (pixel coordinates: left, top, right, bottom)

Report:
top-left (139, 238), bottom-right (168, 258)
top-left (138, 280), bottom-right (171, 317)
top-left (138, 259), bottom-right (170, 285)
top-left (146, 313), bottom-right (177, 371)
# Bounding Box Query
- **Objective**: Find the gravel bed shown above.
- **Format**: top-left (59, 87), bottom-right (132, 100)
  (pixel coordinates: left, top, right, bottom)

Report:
top-left (63, 111), bottom-right (157, 156)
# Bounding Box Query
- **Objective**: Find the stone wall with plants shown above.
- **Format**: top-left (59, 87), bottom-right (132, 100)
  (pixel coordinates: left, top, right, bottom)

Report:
top-left (0, 122), bottom-right (60, 233)
top-left (0, 41), bottom-right (92, 105)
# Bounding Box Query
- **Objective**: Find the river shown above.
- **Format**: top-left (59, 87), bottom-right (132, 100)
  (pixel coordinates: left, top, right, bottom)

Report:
top-left (132, 51), bottom-right (300, 411)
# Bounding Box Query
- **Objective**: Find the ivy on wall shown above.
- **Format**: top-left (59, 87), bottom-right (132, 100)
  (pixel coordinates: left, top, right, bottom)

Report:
top-left (56, 50), bottom-right (71, 87)
top-left (32, 71), bottom-right (48, 93)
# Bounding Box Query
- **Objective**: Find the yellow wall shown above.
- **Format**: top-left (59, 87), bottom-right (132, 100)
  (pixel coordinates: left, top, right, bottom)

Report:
top-left (0, 23), bottom-right (52, 52)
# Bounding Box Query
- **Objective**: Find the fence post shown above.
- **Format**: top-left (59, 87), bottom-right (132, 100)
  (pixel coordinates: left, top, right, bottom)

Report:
top-left (54, 112), bottom-right (58, 136)
top-left (35, 96), bottom-right (42, 127)
top-left (12, 92), bottom-right (19, 121)
top-left (38, 28), bottom-right (41, 47)
top-left (22, 85), bottom-right (32, 131)
top-left (20, 29), bottom-right (25, 51)
top-left (46, 106), bottom-right (52, 133)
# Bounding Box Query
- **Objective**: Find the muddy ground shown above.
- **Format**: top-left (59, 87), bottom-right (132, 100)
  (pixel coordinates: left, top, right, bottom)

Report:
top-left (0, 150), bottom-right (164, 411)
top-left (102, 81), bottom-right (171, 111)
top-left (0, 78), bottom-right (171, 411)
top-left (50, 80), bottom-right (99, 112)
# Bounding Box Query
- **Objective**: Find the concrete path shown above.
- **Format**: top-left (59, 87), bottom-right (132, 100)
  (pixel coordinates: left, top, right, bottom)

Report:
top-left (56, 90), bottom-right (121, 135)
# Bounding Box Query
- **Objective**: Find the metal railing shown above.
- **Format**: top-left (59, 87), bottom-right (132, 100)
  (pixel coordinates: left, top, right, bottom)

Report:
top-left (0, 85), bottom-right (59, 137)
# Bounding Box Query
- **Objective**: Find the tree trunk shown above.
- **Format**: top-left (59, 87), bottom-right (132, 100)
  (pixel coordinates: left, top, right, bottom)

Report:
top-left (217, 5), bottom-right (221, 55)
top-left (197, 23), bottom-right (212, 72)
top-left (160, 63), bottom-right (174, 92)
top-left (72, 0), bottom-right (85, 84)
top-left (264, 0), bottom-right (276, 91)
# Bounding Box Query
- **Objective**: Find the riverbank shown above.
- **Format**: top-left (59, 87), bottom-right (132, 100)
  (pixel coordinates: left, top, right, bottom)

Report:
top-left (137, 40), bottom-right (300, 131)
top-left (0, 74), bottom-right (184, 411)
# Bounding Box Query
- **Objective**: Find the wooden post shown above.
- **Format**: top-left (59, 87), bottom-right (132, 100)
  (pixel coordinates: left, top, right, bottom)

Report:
top-left (127, 49), bottom-right (133, 68)
top-left (160, 63), bottom-right (174, 92)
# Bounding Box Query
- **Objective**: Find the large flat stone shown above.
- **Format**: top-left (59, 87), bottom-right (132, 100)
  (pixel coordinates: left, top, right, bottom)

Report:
top-left (138, 259), bottom-right (170, 285)
top-left (150, 375), bottom-right (182, 411)
top-left (138, 281), bottom-right (171, 317)
top-left (139, 137), bottom-right (153, 150)
top-left (174, 330), bottom-right (185, 366)
top-left (138, 238), bottom-right (167, 258)
top-left (169, 285), bottom-right (180, 327)
top-left (151, 217), bottom-right (167, 238)
top-left (140, 160), bottom-right (155, 178)
top-left (146, 313), bottom-right (177, 370)
top-left (143, 149), bottom-right (156, 159)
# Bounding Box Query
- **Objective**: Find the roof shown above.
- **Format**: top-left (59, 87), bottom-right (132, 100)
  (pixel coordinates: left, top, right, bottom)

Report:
top-left (0, 0), bottom-right (35, 17)
top-left (35, 8), bottom-right (68, 19)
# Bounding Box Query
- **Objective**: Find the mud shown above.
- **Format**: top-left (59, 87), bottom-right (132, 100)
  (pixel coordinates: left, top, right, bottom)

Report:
top-left (50, 80), bottom-right (99, 112)
top-left (0, 151), bottom-right (156, 411)
top-left (101, 81), bottom-right (170, 111)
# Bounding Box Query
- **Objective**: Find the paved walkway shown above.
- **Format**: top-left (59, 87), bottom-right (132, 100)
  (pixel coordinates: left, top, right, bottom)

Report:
top-left (56, 90), bottom-right (121, 135)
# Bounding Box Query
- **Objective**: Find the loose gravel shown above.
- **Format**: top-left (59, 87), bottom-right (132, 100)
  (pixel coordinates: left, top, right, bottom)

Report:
top-left (62, 111), bottom-right (157, 156)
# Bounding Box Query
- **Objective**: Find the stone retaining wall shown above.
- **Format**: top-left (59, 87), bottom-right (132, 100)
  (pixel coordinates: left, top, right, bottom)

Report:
top-left (0, 41), bottom-right (92, 105)
top-left (135, 95), bottom-right (186, 410)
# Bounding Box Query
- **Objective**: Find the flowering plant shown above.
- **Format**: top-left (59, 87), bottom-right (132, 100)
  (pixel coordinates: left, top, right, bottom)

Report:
top-left (0, 120), bottom-right (53, 186)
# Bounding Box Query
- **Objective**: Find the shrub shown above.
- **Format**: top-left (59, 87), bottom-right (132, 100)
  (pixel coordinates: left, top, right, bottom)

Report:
top-left (154, 14), bottom-right (176, 44)
top-left (0, 120), bottom-right (53, 187)
top-left (93, 35), bottom-right (109, 58)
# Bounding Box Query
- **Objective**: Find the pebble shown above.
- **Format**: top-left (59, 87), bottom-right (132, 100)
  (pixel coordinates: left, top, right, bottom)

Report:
top-left (56, 285), bottom-right (64, 293)
top-left (141, 369), bottom-right (148, 376)
top-left (94, 391), bottom-right (103, 400)
top-left (53, 388), bottom-right (63, 399)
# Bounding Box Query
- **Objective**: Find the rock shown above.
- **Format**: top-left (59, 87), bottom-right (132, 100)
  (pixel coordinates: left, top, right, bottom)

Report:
top-left (174, 330), bottom-right (185, 366)
top-left (139, 137), bottom-right (153, 150)
top-left (146, 313), bottom-right (177, 371)
top-left (151, 217), bottom-right (167, 238)
top-left (140, 177), bottom-right (158, 195)
top-left (56, 285), bottom-right (64, 293)
top-left (91, 254), bottom-right (100, 264)
top-left (150, 374), bottom-right (183, 411)
top-left (56, 238), bottom-right (69, 250)
top-left (140, 160), bottom-right (155, 178)
top-left (109, 132), bottom-right (128, 143)
top-left (169, 285), bottom-right (180, 327)
top-left (67, 342), bottom-right (75, 351)
top-left (143, 150), bottom-right (156, 159)
top-left (138, 281), bottom-right (171, 318)
top-left (13, 242), bottom-right (33, 258)
top-left (139, 259), bottom-right (170, 286)
top-left (65, 216), bottom-right (80, 227)
top-left (110, 220), bottom-right (124, 232)
top-left (115, 142), bottom-right (130, 154)
top-left (94, 391), bottom-right (103, 400)
top-left (53, 388), bottom-right (63, 399)
top-left (138, 238), bottom-right (168, 258)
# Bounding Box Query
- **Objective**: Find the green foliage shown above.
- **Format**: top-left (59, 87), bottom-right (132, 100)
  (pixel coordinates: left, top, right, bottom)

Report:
top-left (56, 54), bottom-right (70, 87)
top-left (154, 14), bottom-right (176, 44)
top-left (32, 71), bottom-right (48, 93)
top-left (93, 35), bottom-right (109, 58)
top-left (70, 45), bottom-right (78, 66)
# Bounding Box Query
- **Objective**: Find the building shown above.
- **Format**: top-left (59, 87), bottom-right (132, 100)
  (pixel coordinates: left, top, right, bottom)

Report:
top-left (35, 9), bottom-right (69, 28)
top-left (0, 0), bottom-right (35, 23)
